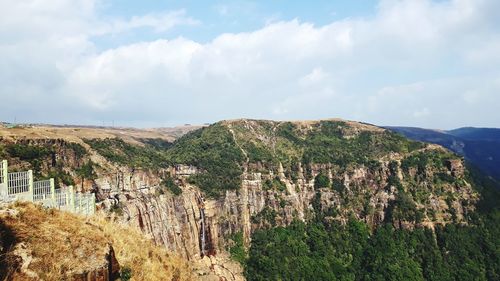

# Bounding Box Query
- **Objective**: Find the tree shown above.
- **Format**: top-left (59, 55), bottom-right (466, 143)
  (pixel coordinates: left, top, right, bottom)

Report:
top-left (75, 160), bottom-right (97, 190)
top-left (314, 173), bottom-right (330, 189)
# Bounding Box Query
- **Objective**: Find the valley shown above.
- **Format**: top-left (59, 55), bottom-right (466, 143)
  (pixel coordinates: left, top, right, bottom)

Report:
top-left (0, 119), bottom-right (499, 281)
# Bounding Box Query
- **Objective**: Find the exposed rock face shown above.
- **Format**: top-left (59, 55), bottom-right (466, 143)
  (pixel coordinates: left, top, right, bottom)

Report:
top-left (192, 255), bottom-right (245, 281)
top-left (114, 158), bottom-right (477, 268)
top-left (446, 159), bottom-right (465, 177)
top-left (0, 120), bottom-right (482, 281)
top-left (66, 246), bottom-right (120, 281)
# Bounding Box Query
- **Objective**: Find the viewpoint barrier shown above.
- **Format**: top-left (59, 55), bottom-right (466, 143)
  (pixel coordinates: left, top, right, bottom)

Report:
top-left (0, 160), bottom-right (95, 215)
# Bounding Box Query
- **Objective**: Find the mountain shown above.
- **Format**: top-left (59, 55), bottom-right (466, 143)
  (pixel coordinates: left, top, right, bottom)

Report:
top-left (386, 126), bottom-right (500, 180)
top-left (448, 127), bottom-right (500, 141)
top-left (1, 119), bottom-right (499, 280)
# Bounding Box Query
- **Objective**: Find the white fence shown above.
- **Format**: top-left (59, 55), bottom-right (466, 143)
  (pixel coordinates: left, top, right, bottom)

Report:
top-left (0, 160), bottom-right (7, 198)
top-left (0, 160), bottom-right (7, 185)
top-left (0, 160), bottom-right (95, 216)
top-left (8, 171), bottom-right (31, 195)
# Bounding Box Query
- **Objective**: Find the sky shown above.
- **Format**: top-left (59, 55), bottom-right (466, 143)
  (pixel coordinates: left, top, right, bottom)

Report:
top-left (0, 0), bottom-right (499, 129)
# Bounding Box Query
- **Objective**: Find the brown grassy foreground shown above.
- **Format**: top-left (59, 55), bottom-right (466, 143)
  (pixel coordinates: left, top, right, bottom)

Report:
top-left (0, 202), bottom-right (194, 281)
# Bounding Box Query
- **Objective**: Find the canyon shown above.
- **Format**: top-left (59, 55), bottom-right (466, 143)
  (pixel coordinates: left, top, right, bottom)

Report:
top-left (0, 119), bottom-right (490, 280)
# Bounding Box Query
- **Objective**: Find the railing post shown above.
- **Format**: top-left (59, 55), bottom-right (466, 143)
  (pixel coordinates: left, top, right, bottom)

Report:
top-left (50, 178), bottom-right (55, 206)
top-left (92, 193), bottom-right (96, 214)
top-left (64, 187), bottom-right (69, 210)
top-left (69, 186), bottom-right (75, 212)
top-left (85, 195), bottom-right (89, 215)
top-left (79, 193), bottom-right (82, 214)
top-left (28, 170), bottom-right (34, 201)
top-left (1, 160), bottom-right (7, 185)
top-left (0, 160), bottom-right (7, 199)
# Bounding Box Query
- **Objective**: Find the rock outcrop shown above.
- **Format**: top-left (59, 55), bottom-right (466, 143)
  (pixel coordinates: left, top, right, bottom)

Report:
top-left (0, 119), bottom-right (482, 281)
top-left (115, 157), bottom-right (477, 259)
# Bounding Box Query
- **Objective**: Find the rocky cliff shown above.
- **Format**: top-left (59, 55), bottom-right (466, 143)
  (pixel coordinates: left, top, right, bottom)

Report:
top-left (0, 119), bottom-right (483, 280)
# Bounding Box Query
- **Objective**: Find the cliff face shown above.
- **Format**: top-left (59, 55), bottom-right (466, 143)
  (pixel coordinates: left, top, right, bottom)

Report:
top-left (117, 156), bottom-right (477, 256)
top-left (0, 119), bottom-right (481, 280)
top-left (96, 120), bottom-right (479, 281)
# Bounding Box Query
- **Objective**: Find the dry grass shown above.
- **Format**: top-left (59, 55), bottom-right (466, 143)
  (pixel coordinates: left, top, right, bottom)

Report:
top-left (92, 213), bottom-right (194, 281)
top-left (0, 202), bottom-right (195, 281)
top-left (0, 124), bottom-right (202, 145)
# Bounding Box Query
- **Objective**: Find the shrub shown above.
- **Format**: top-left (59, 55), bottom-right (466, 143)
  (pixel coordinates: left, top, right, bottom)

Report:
top-left (46, 169), bottom-right (75, 188)
top-left (332, 179), bottom-right (346, 193)
top-left (120, 266), bottom-right (132, 281)
top-left (162, 177), bottom-right (182, 196)
top-left (84, 138), bottom-right (168, 168)
top-left (314, 173), bottom-right (330, 189)
top-left (272, 176), bottom-right (287, 192)
top-left (6, 143), bottom-right (52, 161)
top-left (228, 232), bottom-right (247, 265)
top-left (66, 142), bottom-right (87, 158)
top-left (110, 202), bottom-right (124, 216)
top-left (263, 179), bottom-right (273, 190)
top-left (251, 207), bottom-right (277, 226)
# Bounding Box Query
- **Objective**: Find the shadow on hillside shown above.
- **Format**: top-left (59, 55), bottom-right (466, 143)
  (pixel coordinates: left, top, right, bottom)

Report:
top-left (0, 219), bottom-right (18, 280)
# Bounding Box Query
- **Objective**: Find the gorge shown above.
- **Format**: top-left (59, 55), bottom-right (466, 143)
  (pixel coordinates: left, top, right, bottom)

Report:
top-left (0, 119), bottom-right (498, 281)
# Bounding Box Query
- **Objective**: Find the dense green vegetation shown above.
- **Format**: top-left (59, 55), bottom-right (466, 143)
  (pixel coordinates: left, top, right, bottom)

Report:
top-left (245, 171), bottom-right (500, 281)
top-left (6, 143), bottom-right (52, 161)
top-left (84, 130), bottom-right (245, 196)
top-left (332, 178), bottom-right (346, 193)
top-left (66, 142), bottom-right (87, 158)
top-left (140, 138), bottom-right (173, 150)
top-left (251, 207), bottom-right (278, 227)
top-left (165, 124), bottom-right (245, 197)
top-left (232, 120), bottom-right (427, 169)
top-left (75, 160), bottom-right (97, 189)
top-left (4, 142), bottom-right (87, 166)
top-left (161, 120), bottom-right (430, 197)
top-left (84, 138), bottom-right (170, 168)
top-left (0, 145), bottom-right (5, 158)
top-left (159, 176), bottom-right (182, 196)
top-left (401, 150), bottom-right (455, 175)
top-left (46, 169), bottom-right (75, 188)
top-left (3, 142), bottom-right (88, 187)
top-left (0, 121), bottom-right (457, 200)
top-left (246, 215), bottom-right (500, 281)
top-left (314, 173), bottom-right (330, 189)
top-left (263, 176), bottom-right (287, 192)
top-left (6, 143), bottom-right (52, 172)
top-left (228, 232), bottom-right (247, 264)
top-left (120, 266), bottom-right (132, 281)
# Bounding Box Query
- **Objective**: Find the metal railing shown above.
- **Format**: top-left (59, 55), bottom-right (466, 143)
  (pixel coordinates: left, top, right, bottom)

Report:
top-left (0, 160), bottom-right (7, 185)
top-left (0, 160), bottom-right (95, 215)
top-left (8, 171), bottom-right (32, 195)
top-left (33, 179), bottom-right (55, 206)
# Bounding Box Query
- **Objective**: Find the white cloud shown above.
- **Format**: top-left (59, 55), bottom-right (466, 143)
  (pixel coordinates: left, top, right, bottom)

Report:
top-left (0, 0), bottom-right (499, 128)
top-left (96, 10), bottom-right (199, 35)
top-left (299, 68), bottom-right (329, 87)
top-left (413, 108), bottom-right (431, 118)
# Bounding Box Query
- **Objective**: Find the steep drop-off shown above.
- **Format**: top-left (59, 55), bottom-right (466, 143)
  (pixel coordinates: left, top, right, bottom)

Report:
top-left (0, 119), bottom-right (495, 280)
top-left (0, 202), bottom-right (193, 281)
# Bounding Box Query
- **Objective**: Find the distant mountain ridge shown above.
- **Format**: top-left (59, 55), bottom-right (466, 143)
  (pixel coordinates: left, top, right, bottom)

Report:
top-left (386, 126), bottom-right (500, 180)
